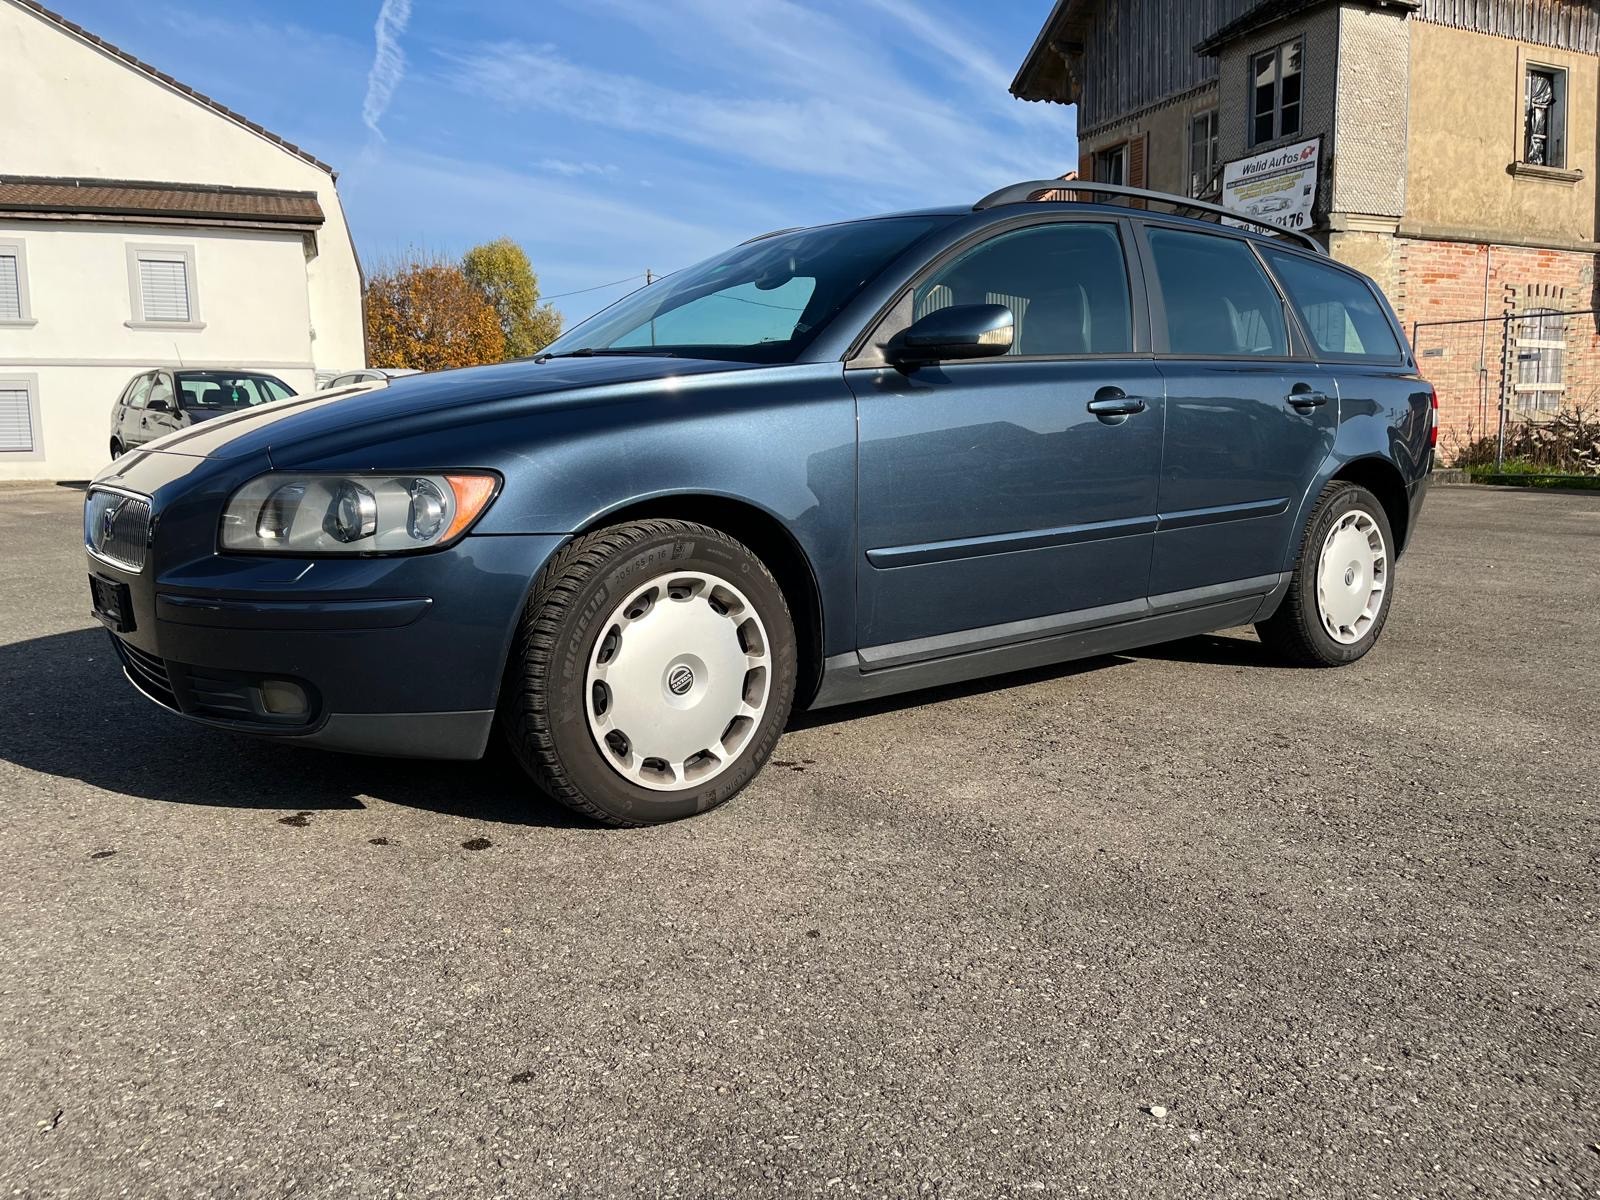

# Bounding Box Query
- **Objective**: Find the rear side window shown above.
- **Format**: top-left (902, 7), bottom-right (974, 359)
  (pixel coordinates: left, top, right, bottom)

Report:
top-left (913, 222), bottom-right (1133, 356)
top-left (1146, 227), bottom-right (1287, 357)
top-left (1263, 249), bottom-right (1403, 361)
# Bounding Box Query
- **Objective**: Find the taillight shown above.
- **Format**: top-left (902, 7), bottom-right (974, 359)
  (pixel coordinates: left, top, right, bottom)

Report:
top-left (1428, 389), bottom-right (1438, 448)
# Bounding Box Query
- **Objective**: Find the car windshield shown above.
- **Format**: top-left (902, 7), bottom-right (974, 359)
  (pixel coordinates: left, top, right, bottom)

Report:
top-left (176, 372), bottom-right (294, 410)
top-left (540, 216), bottom-right (947, 364)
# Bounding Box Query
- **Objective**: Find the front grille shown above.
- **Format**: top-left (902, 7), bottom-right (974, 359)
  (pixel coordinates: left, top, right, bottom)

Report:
top-left (85, 488), bottom-right (152, 572)
top-left (113, 637), bottom-right (178, 709)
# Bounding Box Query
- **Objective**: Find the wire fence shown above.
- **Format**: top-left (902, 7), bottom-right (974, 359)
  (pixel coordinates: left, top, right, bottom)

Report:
top-left (1412, 307), bottom-right (1600, 470)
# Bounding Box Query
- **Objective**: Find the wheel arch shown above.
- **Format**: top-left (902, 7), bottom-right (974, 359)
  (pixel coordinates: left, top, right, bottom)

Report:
top-left (1329, 456), bottom-right (1411, 554)
top-left (575, 493), bottom-right (828, 707)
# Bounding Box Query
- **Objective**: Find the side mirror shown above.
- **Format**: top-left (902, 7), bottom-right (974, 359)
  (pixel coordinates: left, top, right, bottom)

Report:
top-left (889, 303), bottom-right (1014, 368)
top-left (146, 397), bottom-right (171, 413)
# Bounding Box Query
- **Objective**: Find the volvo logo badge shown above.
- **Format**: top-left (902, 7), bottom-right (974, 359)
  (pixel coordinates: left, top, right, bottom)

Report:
top-left (667, 665), bottom-right (695, 696)
top-left (99, 497), bottom-right (126, 547)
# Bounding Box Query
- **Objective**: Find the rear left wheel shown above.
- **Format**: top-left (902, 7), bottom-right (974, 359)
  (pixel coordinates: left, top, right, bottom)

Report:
top-left (500, 519), bottom-right (797, 826)
top-left (1256, 481), bottom-right (1395, 667)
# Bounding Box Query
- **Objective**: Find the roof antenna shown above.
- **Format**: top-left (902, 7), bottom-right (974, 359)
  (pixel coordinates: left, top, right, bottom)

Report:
top-left (172, 341), bottom-right (185, 368)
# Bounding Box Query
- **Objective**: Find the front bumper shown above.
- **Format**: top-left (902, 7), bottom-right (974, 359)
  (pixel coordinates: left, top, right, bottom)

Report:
top-left (90, 531), bottom-right (567, 760)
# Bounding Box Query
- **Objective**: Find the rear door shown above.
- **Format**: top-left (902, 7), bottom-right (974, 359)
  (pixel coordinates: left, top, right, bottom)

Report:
top-left (1257, 246), bottom-right (1428, 479)
top-left (850, 216), bottom-right (1165, 656)
top-left (1140, 223), bottom-right (1337, 597)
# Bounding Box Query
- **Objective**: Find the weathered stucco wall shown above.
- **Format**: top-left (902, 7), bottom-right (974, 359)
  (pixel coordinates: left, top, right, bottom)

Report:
top-left (1406, 19), bottom-right (1599, 247)
top-left (1331, 6), bottom-right (1411, 219)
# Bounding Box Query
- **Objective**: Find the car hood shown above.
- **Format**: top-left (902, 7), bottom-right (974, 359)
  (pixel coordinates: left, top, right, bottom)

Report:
top-left (135, 356), bottom-right (763, 460)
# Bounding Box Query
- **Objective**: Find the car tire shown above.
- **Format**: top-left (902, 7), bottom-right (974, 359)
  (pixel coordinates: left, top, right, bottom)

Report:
top-left (110, 439), bottom-right (124, 460)
top-left (500, 519), bottom-right (798, 826)
top-left (1256, 481), bottom-right (1396, 668)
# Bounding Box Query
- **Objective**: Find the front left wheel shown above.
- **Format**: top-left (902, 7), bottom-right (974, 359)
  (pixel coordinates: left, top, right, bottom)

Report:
top-left (500, 519), bottom-right (798, 826)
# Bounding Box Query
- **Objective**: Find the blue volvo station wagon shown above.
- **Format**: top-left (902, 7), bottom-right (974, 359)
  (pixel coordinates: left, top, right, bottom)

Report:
top-left (86, 182), bottom-right (1434, 826)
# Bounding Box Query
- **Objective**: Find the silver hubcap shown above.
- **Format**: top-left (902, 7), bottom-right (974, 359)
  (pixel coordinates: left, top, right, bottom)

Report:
top-left (585, 571), bottom-right (771, 792)
top-left (1316, 510), bottom-right (1388, 645)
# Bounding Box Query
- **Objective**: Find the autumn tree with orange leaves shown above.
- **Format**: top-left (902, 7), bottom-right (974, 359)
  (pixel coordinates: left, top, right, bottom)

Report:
top-left (364, 257), bottom-right (506, 371)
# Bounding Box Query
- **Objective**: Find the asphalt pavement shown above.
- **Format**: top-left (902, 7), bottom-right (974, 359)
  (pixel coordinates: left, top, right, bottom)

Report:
top-left (1, 483), bottom-right (1596, 1198)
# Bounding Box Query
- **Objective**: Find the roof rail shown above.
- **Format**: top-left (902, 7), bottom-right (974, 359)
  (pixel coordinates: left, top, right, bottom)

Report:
top-left (973, 180), bottom-right (1327, 256)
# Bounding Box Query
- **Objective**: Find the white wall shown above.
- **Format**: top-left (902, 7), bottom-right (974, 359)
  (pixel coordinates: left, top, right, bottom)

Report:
top-left (0, 0), bottom-right (364, 479)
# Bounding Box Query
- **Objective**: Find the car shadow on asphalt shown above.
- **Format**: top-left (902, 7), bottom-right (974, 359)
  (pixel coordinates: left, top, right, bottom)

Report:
top-left (1128, 630), bottom-right (1270, 667)
top-left (2, 627), bottom-right (590, 828)
top-left (5, 627), bottom-right (1267, 826)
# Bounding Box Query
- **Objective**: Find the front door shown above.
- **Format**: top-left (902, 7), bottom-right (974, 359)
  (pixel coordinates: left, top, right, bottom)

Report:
top-left (850, 219), bottom-right (1165, 659)
top-left (116, 373), bottom-right (153, 447)
top-left (137, 372), bottom-right (182, 446)
top-left (1140, 223), bottom-right (1337, 596)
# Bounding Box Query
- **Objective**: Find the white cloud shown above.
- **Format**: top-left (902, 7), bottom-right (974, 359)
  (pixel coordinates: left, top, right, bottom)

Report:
top-left (362, 0), bottom-right (414, 138)
top-left (537, 158), bottom-right (619, 178)
top-left (439, 0), bottom-right (1074, 205)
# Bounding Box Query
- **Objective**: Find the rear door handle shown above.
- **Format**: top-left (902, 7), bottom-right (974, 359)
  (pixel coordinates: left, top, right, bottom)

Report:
top-left (1286, 388), bottom-right (1329, 409)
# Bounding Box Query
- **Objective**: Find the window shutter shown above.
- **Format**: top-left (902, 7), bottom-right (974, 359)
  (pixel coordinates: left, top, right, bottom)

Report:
top-left (1077, 147), bottom-right (1093, 183)
top-left (0, 255), bottom-right (20, 321)
top-left (139, 258), bottom-right (191, 322)
top-left (0, 386), bottom-right (33, 453)
top-left (1128, 134), bottom-right (1148, 189)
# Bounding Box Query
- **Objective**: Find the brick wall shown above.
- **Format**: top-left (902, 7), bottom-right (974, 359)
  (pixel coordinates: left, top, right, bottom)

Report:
top-left (1389, 237), bottom-right (1600, 458)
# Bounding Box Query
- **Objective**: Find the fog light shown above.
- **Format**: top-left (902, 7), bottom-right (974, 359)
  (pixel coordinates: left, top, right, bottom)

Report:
top-left (259, 680), bottom-right (308, 717)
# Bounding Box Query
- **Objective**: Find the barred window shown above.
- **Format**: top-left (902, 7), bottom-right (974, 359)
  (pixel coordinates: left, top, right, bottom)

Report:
top-left (1514, 308), bottom-right (1564, 414)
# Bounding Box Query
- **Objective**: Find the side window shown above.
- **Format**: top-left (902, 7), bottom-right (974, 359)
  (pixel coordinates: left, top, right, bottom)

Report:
top-left (912, 223), bottom-right (1133, 357)
top-left (261, 378), bottom-right (293, 401)
top-left (1146, 227), bottom-right (1287, 357)
top-left (1262, 249), bottom-right (1403, 361)
top-left (125, 375), bottom-right (153, 410)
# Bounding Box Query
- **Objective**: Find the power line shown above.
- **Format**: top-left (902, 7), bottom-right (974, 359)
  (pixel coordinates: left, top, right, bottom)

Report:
top-left (542, 273), bottom-right (650, 300)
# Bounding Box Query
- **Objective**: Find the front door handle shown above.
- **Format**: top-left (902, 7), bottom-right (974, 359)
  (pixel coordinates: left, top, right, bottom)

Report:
top-left (1286, 386), bottom-right (1329, 410)
top-left (1087, 390), bottom-right (1148, 419)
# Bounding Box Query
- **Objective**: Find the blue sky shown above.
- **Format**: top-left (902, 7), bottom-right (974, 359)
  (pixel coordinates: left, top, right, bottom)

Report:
top-left (60, 0), bottom-right (1076, 321)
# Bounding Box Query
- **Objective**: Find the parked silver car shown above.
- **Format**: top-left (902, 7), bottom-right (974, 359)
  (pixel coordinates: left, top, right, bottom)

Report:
top-left (321, 368), bottom-right (421, 390)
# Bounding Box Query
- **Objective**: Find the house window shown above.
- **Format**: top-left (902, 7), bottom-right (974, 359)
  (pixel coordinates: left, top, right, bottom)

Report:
top-left (1095, 144), bottom-right (1128, 186)
top-left (0, 375), bottom-right (41, 456)
top-left (126, 244), bottom-right (203, 328)
top-left (1514, 308), bottom-right (1564, 413)
top-left (1250, 39), bottom-right (1303, 147)
top-left (1189, 110), bottom-right (1220, 197)
top-left (0, 239), bottom-right (34, 325)
top-left (1524, 66), bottom-right (1567, 167)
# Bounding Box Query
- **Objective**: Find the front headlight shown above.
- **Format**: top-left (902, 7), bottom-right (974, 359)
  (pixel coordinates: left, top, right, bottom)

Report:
top-left (220, 472), bottom-right (499, 554)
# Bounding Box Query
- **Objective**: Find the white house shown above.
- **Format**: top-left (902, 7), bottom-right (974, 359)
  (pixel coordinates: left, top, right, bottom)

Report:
top-left (0, 0), bottom-right (365, 480)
